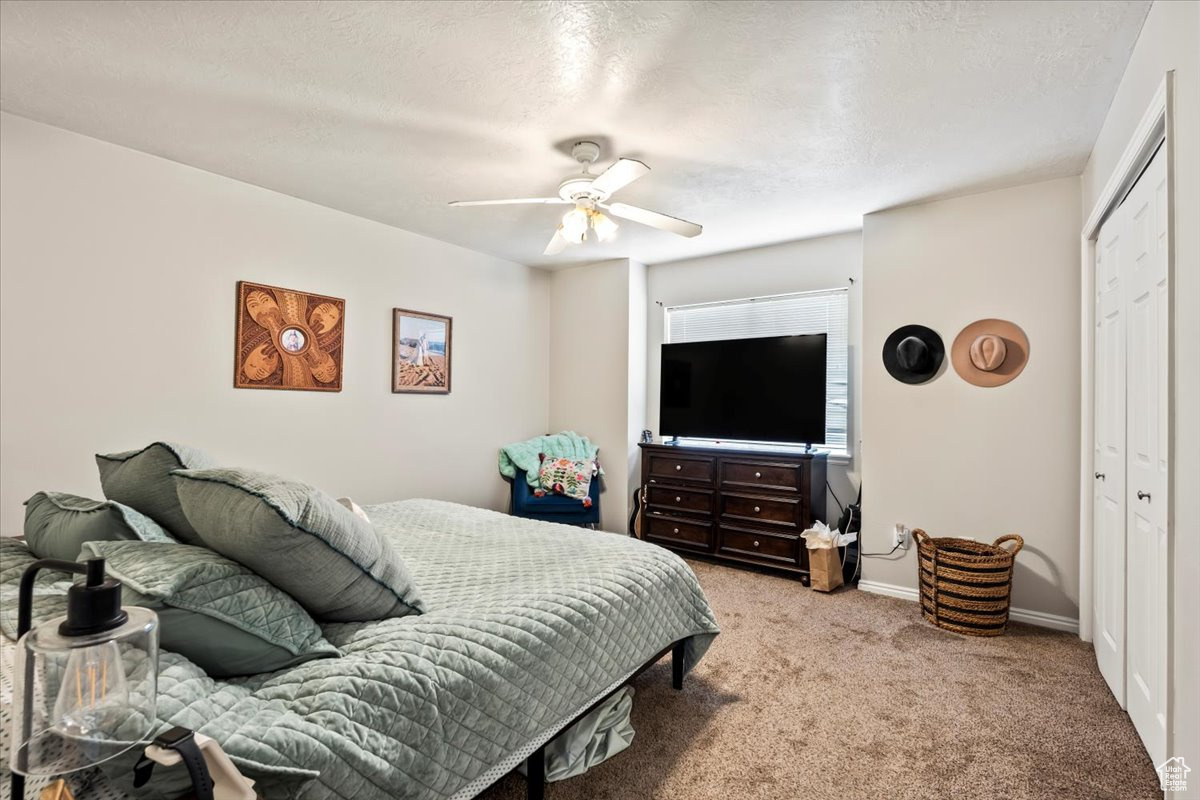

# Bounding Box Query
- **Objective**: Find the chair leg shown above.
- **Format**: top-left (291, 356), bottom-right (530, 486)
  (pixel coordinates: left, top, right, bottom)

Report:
top-left (527, 745), bottom-right (546, 800)
top-left (672, 639), bottom-right (685, 690)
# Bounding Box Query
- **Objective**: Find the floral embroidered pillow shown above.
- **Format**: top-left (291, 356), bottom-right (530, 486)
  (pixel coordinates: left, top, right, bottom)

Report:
top-left (537, 455), bottom-right (596, 501)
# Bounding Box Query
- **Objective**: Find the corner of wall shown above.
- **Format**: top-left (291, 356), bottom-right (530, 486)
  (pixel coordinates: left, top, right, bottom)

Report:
top-left (546, 258), bottom-right (641, 532)
top-left (627, 260), bottom-right (649, 522)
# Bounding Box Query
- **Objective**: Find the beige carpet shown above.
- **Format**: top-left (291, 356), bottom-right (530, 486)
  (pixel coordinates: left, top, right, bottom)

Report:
top-left (480, 559), bottom-right (1160, 800)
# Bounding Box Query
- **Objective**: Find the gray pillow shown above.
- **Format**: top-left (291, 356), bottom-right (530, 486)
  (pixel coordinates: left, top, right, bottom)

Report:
top-left (172, 467), bottom-right (424, 621)
top-left (23, 491), bottom-right (177, 561)
top-left (96, 442), bottom-right (216, 545)
top-left (81, 540), bottom-right (340, 677)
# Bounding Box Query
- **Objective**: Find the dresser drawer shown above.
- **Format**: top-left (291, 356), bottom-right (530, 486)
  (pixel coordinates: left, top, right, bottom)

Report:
top-left (721, 493), bottom-right (800, 528)
top-left (720, 459), bottom-right (803, 493)
top-left (718, 525), bottom-right (801, 567)
top-left (646, 453), bottom-right (714, 485)
top-left (645, 514), bottom-right (713, 551)
top-left (646, 485), bottom-right (714, 515)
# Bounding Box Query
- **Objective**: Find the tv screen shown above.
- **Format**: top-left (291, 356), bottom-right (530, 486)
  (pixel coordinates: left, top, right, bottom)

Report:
top-left (660, 334), bottom-right (827, 445)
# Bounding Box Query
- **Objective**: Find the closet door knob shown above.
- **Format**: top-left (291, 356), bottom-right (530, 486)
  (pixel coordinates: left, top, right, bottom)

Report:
top-left (1137, 490), bottom-right (1151, 502)
top-left (753, 506), bottom-right (761, 513)
top-left (1095, 472), bottom-right (1105, 480)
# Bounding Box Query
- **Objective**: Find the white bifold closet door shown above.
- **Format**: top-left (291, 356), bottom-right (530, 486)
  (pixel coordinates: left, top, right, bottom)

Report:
top-left (1123, 145), bottom-right (1169, 764)
top-left (1093, 200), bottom-right (1126, 702)
top-left (1092, 143), bottom-right (1169, 766)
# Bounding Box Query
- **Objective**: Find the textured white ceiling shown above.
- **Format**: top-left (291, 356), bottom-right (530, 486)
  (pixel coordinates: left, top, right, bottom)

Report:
top-left (0, 1), bottom-right (1148, 268)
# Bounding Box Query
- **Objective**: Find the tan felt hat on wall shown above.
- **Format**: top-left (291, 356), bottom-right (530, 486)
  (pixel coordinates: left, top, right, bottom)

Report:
top-left (951, 319), bottom-right (1029, 387)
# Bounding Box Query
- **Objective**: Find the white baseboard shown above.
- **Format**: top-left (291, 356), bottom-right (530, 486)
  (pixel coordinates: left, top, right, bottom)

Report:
top-left (857, 580), bottom-right (1080, 635)
top-left (857, 580), bottom-right (919, 602)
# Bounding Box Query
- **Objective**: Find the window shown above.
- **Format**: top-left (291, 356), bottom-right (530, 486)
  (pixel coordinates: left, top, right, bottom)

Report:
top-left (664, 288), bottom-right (849, 454)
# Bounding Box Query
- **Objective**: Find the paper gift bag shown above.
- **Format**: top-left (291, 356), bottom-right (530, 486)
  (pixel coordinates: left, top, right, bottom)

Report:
top-left (807, 544), bottom-right (844, 592)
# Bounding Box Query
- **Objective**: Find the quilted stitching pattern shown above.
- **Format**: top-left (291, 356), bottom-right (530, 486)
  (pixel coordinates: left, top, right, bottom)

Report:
top-left (0, 537), bottom-right (72, 637)
top-left (0, 501), bottom-right (720, 800)
top-left (80, 541), bottom-right (339, 658)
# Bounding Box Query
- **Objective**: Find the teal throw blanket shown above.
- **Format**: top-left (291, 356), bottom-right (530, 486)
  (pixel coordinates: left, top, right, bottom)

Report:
top-left (499, 431), bottom-right (602, 487)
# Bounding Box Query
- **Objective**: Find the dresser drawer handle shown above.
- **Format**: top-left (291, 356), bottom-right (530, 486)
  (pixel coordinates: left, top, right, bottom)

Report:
top-left (753, 506), bottom-right (761, 513)
top-left (753, 540), bottom-right (760, 548)
top-left (755, 471), bottom-right (762, 479)
top-left (675, 496), bottom-right (682, 502)
top-left (675, 464), bottom-right (682, 471)
top-left (673, 527), bottom-right (680, 534)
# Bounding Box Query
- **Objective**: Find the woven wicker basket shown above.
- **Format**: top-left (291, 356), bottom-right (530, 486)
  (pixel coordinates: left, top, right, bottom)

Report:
top-left (914, 530), bottom-right (1024, 636)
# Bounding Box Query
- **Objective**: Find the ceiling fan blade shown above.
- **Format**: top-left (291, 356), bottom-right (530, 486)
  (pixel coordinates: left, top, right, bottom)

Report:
top-left (590, 158), bottom-right (650, 196)
top-left (606, 202), bottom-right (703, 238)
top-left (543, 229), bottom-right (568, 256)
top-left (448, 198), bottom-right (569, 206)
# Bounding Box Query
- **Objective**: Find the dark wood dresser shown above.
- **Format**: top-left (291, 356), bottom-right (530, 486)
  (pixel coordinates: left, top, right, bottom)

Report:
top-left (638, 442), bottom-right (827, 585)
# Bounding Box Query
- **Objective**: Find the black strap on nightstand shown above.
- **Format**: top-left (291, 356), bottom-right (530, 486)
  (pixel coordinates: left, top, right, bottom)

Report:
top-left (133, 727), bottom-right (214, 800)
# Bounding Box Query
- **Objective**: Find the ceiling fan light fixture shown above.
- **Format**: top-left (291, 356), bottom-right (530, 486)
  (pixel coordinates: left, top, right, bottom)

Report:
top-left (449, 141), bottom-right (701, 255)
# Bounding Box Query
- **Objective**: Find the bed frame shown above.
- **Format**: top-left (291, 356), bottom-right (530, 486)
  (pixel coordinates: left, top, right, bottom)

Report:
top-left (519, 639), bottom-right (687, 800)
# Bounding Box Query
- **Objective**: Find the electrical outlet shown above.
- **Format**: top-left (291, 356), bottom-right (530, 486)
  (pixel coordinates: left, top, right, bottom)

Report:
top-left (892, 523), bottom-right (911, 550)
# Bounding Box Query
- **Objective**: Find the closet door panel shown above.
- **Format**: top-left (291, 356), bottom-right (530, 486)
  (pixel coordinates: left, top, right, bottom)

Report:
top-left (1093, 212), bottom-right (1126, 701)
top-left (1124, 147), bottom-right (1168, 766)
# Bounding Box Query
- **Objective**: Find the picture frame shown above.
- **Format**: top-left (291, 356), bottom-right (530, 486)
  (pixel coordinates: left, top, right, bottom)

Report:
top-left (234, 280), bottom-right (345, 392)
top-left (392, 308), bottom-right (452, 394)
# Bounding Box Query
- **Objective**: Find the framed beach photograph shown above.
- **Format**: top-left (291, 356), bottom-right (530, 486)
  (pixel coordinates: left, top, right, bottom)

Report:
top-left (392, 308), bottom-right (452, 394)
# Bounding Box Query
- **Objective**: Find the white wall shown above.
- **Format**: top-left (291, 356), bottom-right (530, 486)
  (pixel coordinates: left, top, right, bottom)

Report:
top-left (1080, 0), bottom-right (1199, 772)
top-left (547, 258), bottom-right (643, 533)
top-left (645, 232), bottom-right (864, 517)
top-left (0, 112), bottom-right (550, 534)
top-left (861, 177), bottom-right (1082, 620)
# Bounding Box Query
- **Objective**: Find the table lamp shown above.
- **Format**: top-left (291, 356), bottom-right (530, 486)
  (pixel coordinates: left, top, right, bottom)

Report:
top-left (9, 557), bottom-right (159, 800)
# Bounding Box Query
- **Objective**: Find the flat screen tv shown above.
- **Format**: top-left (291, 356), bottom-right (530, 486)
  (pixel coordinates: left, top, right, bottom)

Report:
top-left (660, 334), bottom-right (826, 445)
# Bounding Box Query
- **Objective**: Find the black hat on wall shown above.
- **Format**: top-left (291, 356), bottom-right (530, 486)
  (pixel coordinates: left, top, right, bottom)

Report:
top-left (882, 325), bottom-right (945, 384)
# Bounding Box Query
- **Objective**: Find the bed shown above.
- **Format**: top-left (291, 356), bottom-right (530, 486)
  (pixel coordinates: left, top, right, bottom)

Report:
top-left (0, 499), bottom-right (720, 800)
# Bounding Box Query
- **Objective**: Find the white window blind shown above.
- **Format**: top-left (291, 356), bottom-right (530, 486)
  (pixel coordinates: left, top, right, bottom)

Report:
top-left (665, 288), bottom-right (849, 453)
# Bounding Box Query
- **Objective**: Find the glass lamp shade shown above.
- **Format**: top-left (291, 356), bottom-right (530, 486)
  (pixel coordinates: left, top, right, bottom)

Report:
top-left (11, 606), bottom-right (158, 776)
top-left (560, 207), bottom-right (589, 244)
top-left (590, 211), bottom-right (618, 242)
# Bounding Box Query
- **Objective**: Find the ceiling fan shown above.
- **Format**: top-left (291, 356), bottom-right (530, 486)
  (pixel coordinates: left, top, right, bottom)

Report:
top-left (448, 141), bottom-right (703, 255)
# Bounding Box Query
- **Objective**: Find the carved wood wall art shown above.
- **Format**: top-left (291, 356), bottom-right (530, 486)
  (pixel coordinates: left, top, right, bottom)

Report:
top-left (235, 281), bottom-right (345, 391)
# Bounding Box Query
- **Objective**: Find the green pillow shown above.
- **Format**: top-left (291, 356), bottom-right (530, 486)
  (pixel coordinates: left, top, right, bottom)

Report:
top-left (23, 491), bottom-right (177, 561)
top-left (172, 467), bottom-right (424, 622)
top-left (81, 540), bottom-right (340, 677)
top-left (96, 442), bottom-right (216, 545)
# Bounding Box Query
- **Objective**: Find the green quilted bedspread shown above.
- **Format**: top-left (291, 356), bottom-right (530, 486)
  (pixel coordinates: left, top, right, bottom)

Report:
top-left (0, 499), bottom-right (719, 799)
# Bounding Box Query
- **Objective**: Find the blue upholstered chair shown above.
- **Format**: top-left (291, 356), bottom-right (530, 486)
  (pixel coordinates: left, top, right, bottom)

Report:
top-left (509, 469), bottom-right (601, 528)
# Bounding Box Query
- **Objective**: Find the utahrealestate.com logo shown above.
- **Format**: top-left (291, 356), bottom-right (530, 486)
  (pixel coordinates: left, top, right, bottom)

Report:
top-left (1157, 757), bottom-right (1190, 792)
